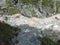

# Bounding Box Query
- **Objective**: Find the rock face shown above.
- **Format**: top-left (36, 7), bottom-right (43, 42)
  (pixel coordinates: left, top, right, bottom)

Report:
top-left (41, 24), bottom-right (60, 42)
top-left (17, 4), bottom-right (43, 18)
top-left (16, 0), bottom-right (54, 18)
top-left (0, 0), bottom-right (60, 45)
top-left (14, 32), bottom-right (41, 45)
top-left (0, 0), bottom-right (6, 7)
top-left (0, 0), bottom-right (60, 17)
top-left (0, 0), bottom-right (56, 18)
top-left (0, 14), bottom-right (60, 44)
top-left (20, 0), bottom-right (58, 17)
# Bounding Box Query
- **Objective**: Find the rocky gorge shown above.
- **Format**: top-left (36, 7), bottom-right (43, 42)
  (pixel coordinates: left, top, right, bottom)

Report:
top-left (0, 13), bottom-right (60, 45)
top-left (0, 0), bottom-right (60, 45)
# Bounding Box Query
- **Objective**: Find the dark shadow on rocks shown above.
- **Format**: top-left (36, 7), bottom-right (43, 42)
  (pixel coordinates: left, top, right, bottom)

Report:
top-left (16, 24), bottom-right (60, 45)
top-left (14, 24), bottom-right (42, 45)
top-left (0, 22), bottom-right (20, 45)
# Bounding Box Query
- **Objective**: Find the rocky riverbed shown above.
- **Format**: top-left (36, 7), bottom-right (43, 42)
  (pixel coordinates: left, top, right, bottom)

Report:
top-left (0, 14), bottom-right (60, 45)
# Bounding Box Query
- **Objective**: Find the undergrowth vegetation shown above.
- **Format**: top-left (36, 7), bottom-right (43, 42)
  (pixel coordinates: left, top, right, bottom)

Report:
top-left (20, 0), bottom-right (37, 5)
top-left (0, 0), bottom-right (60, 15)
top-left (6, 0), bottom-right (19, 15)
top-left (0, 22), bottom-right (20, 45)
top-left (42, 0), bottom-right (54, 9)
top-left (38, 36), bottom-right (60, 45)
top-left (0, 0), bottom-right (19, 15)
top-left (56, 1), bottom-right (60, 13)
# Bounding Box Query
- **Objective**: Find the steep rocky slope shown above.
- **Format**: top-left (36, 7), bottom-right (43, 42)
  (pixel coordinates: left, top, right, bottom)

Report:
top-left (0, 0), bottom-right (60, 45)
top-left (0, 0), bottom-right (57, 17)
top-left (0, 14), bottom-right (60, 45)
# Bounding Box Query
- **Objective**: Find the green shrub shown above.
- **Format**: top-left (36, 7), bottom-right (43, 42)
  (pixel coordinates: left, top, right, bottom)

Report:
top-left (0, 22), bottom-right (20, 44)
top-left (38, 36), bottom-right (60, 45)
top-left (7, 7), bottom-right (19, 15)
top-left (20, 0), bottom-right (37, 5)
top-left (5, 0), bottom-right (19, 15)
top-left (42, 0), bottom-right (54, 8)
top-left (56, 1), bottom-right (60, 13)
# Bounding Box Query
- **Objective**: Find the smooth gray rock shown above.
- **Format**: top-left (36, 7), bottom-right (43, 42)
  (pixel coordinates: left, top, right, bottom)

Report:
top-left (15, 32), bottom-right (41, 45)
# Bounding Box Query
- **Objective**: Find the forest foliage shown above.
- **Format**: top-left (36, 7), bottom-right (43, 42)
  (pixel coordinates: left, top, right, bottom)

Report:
top-left (0, 22), bottom-right (20, 44)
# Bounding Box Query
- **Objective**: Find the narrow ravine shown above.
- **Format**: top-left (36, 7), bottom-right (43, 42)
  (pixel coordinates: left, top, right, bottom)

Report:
top-left (0, 14), bottom-right (60, 45)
